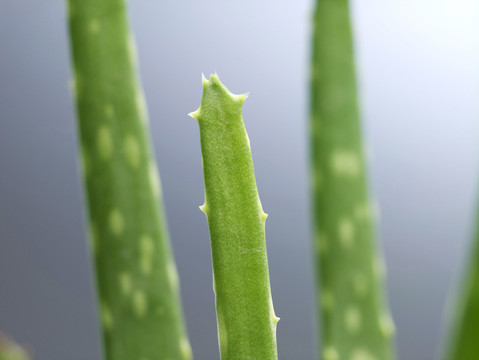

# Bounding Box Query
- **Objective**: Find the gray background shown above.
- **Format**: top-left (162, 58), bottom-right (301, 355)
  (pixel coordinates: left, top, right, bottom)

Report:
top-left (1, 0), bottom-right (478, 359)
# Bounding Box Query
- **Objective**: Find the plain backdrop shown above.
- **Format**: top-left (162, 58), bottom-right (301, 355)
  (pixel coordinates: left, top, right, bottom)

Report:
top-left (1, 0), bottom-right (479, 359)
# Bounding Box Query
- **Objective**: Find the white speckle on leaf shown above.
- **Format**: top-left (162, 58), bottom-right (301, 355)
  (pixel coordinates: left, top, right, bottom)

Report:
top-left (127, 33), bottom-right (138, 67)
top-left (109, 208), bottom-right (124, 236)
top-left (136, 92), bottom-right (148, 124)
top-left (168, 261), bottom-right (179, 291)
top-left (89, 19), bottom-right (100, 34)
top-left (354, 202), bottom-right (371, 221)
top-left (323, 346), bottom-right (339, 360)
top-left (217, 311), bottom-right (228, 355)
top-left (133, 291), bottom-right (147, 317)
top-left (180, 338), bottom-right (192, 360)
top-left (149, 162), bottom-right (161, 198)
top-left (101, 302), bottom-right (113, 329)
top-left (345, 306), bottom-right (361, 333)
top-left (139, 235), bottom-right (154, 275)
top-left (124, 134), bottom-right (141, 168)
top-left (350, 348), bottom-right (376, 360)
top-left (119, 272), bottom-right (132, 295)
top-left (97, 126), bottom-right (113, 160)
top-left (331, 150), bottom-right (360, 177)
top-left (379, 313), bottom-right (395, 338)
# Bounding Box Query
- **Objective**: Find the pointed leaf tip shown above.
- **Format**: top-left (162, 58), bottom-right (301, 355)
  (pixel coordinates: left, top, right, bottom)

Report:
top-left (262, 212), bottom-right (268, 222)
top-left (236, 93), bottom-right (249, 104)
top-left (199, 203), bottom-right (208, 215)
top-left (188, 109), bottom-right (201, 120)
top-left (209, 72), bottom-right (220, 83)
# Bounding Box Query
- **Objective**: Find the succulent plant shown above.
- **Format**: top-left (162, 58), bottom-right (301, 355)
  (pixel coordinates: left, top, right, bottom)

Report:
top-left (190, 74), bottom-right (279, 360)
top-left (310, 1), bottom-right (396, 359)
top-left (67, 1), bottom-right (191, 359)
top-left (445, 223), bottom-right (479, 360)
top-left (0, 334), bottom-right (29, 360)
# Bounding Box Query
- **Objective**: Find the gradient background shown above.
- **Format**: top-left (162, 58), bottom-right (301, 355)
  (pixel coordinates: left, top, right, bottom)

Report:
top-left (1, 0), bottom-right (479, 359)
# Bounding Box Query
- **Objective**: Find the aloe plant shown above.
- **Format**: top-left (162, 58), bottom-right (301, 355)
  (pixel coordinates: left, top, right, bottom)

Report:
top-left (310, 1), bottom-right (395, 359)
top-left (189, 74), bottom-right (279, 360)
top-left (445, 225), bottom-right (479, 359)
top-left (67, 1), bottom-right (191, 359)
top-left (0, 334), bottom-right (29, 360)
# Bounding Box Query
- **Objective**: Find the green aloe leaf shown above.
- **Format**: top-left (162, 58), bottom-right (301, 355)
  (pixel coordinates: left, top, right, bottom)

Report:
top-left (310, 1), bottom-right (396, 359)
top-left (0, 334), bottom-right (29, 360)
top-left (190, 74), bottom-right (279, 360)
top-left (67, 1), bottom-right (191, 359)
top-left (445, 221), bottom-right (479, 359)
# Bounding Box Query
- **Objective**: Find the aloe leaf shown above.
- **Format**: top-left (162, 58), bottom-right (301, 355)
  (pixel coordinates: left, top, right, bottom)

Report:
top-left (0, 334), bottom-right (29, 360)
top-left (190, 74), bottom-right (279, 360)
top-left (445, 228), bottom-right (479, 359)
top-left (310, 1), bottom-right (396, 359)
top-left (67, 1), bottom-right (191, 359)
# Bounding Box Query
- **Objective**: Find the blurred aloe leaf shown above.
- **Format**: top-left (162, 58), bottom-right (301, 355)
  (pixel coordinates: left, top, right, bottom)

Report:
top-left (310, 1), bottom-right (396, 359)
top-left (67, 1), bottom-right (192, 359)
